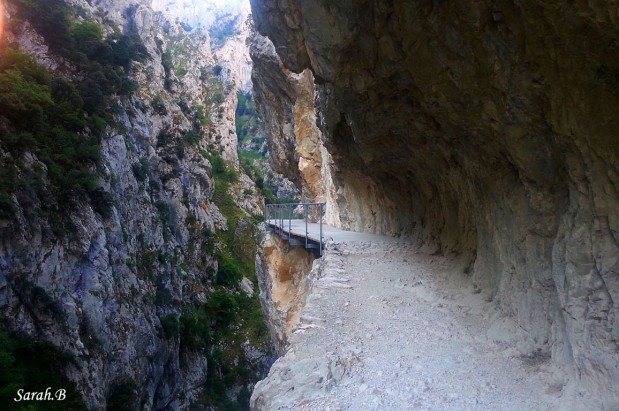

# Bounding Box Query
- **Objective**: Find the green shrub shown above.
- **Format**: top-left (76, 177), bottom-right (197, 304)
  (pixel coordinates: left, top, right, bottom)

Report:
top-left (0, 70), bottom-right (53, 128)
top-left (71, 20), bottom-right (104, 54)
top-left (0, 47), bottom-right (51, 85)
top-left (107, 31), bottom-right (149, 69)
top-left (157, 127), bottom-right (173, 147)
top-left (184, 130), bottom-right (201, 145)
top-left (151, 94), bottom-right (167, 115)
top-left (131, 157), bottom-right (149, 182)
top-left (161, 49), bottom-right (173, 90)
top-left (255, 176), bottom-right (264, 189)
top-left (210, 154), bottom-right (226, 174)
top-left (207, 290), bottom-right (237, 326)
top-left (155, 287), bottom-right (173, 307)
top-left (14, 0), bottom-right (74, 54)
top-left (216, 254), bottom-right (243, 286)
top-left (136, 249), bottom-right (157, 280)
top-left (155, 201), bottom-right (174, 231)
top-left (235, 92), bottom-right (259, 144)
top-left (194, 104), bottom-right (208, 125)
top-left (159, 314), bottom-right (180, 339)
top-left (0, 2), bottom-right (149, 224)
top-left (179, 307), bottom-right (211, 352)
top-left (208, 153), bottom-right (238, 182)
top-left (201, 225), bottom-right (215, 254)
top-left (10, 277), bottom-right (66, 322)
top-left (14, 0), bottom-right (146, 104)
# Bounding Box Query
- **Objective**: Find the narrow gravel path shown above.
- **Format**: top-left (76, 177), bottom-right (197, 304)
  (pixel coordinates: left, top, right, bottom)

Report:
top-left (251, 240), bottom-right (576, 410)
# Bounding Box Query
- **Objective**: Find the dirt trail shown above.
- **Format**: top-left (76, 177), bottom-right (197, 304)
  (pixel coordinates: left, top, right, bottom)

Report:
top-left (251, 240), bottom-right (585, 410)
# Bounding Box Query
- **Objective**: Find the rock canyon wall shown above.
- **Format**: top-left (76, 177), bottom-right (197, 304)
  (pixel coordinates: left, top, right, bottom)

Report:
top-left (250, 0), bottom-right (619, 405)
top-left (0, 0), bottom-right (269, 408)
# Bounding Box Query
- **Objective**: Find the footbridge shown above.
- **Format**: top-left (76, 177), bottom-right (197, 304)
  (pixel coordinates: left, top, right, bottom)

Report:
top-left (265, 203), bottom-right (395, 256)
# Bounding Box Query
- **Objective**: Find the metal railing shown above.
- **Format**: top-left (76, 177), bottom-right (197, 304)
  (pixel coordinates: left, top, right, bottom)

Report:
top-left (265, 202), bottom-right (325, 255)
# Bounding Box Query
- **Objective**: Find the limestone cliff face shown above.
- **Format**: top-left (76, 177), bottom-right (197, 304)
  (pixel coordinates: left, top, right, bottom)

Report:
top-left (210, 6), bottom-right (253, 164)
top-left (151, 0), bottom-right (248, 30)
top-left (250, 33), bottom-right (340, 225)
top-left (0, 0), bottom-right (268, 409)
top-left (250, 0), bottom-right (619, 405)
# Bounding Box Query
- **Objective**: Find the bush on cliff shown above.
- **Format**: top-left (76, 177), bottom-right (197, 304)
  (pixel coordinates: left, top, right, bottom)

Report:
top-left (0, 0), bottom-right (148, 222)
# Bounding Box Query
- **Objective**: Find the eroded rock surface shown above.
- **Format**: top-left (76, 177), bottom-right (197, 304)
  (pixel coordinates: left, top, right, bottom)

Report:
top-left (250, 0), bottom-right (619, 405)
top-left (250, 33), bottom-right (341, 225)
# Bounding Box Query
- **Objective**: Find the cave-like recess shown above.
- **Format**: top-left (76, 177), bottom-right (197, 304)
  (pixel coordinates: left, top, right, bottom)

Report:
top-left (250, 0), bottom-right (619, 402)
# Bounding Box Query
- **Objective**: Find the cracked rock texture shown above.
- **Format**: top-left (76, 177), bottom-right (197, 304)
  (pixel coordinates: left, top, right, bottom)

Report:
top-left (250, 0), bottom-right (619, 406)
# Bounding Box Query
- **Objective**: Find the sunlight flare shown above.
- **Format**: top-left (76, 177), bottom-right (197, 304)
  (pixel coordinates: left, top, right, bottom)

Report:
top-left (0, 0), bottom-right (4, 47)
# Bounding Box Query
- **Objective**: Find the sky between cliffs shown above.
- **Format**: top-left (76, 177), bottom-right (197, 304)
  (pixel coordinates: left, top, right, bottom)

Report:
top-left (209, 0), bottom-right (247, 8)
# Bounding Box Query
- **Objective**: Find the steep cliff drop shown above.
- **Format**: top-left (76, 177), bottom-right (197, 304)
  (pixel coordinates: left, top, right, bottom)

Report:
top-left (249, 0), bottom-right (619, 410)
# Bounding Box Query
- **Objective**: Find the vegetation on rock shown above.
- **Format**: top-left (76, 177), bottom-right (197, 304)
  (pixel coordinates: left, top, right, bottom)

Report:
top-left (1, 0), bottom-right (147, 225)
top-left (209, 13), bottom-right (240, 49)
top-left (236, 91), bottom-right (259, 146)
top-left (179, 151), bottom-right (271, 410)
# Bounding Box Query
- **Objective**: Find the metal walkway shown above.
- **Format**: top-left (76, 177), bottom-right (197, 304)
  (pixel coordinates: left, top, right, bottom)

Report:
top-left (265, 203), bottom-right (397, 256)
top-left (265, 203), bottom-right (326, 255)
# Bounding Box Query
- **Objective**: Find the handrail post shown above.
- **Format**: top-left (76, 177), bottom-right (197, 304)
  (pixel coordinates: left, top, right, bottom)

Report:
top-left (304, 203), bottom-right (308, 248)
top-left (279, 204), bottom-right (283, 235)
top-left (319, 202), bottom-right (324, 256)
top-left (288, 204), bottom-right (291, 242)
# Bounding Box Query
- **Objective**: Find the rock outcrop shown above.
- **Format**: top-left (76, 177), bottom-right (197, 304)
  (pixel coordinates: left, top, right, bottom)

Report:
top-left (250, 0), bottom-right (619, 406)
top-left (250, 33), bottom-right (340, 225)
top-left (208, 2), bottom-right (253, 164)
